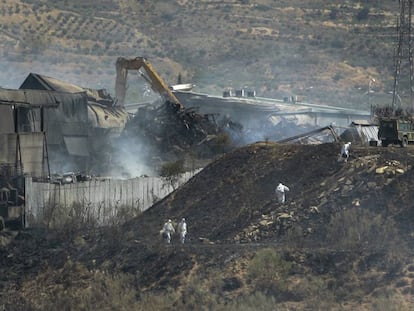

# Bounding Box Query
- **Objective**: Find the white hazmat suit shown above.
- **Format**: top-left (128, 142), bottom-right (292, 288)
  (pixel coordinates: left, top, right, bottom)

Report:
top-left (275, 182), bottom-right (290, 204)
top-left (161, 219), bottom-right (175, 244)
top-left (341, 142), bottom-right (351, 162)
top-left (177, 218), bottom-right (187, 244)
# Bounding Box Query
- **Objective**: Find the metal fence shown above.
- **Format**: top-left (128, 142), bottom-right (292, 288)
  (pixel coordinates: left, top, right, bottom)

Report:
top-left (25, 170), bottom-right (199, 227)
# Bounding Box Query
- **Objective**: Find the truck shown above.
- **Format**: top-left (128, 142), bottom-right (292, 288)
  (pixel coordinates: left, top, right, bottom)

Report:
top-left (378, 117), bottom-right (414, 147)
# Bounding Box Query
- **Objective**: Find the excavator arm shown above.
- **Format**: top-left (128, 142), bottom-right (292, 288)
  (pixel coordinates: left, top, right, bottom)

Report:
top-left (115, 57), bottom-right (182, 109)
top-left (277, 125), bottom-right (340, 143)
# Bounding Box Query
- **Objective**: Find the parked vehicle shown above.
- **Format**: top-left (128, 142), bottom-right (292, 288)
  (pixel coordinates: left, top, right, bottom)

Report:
top-left (378, 117), bottom-right (414, 147)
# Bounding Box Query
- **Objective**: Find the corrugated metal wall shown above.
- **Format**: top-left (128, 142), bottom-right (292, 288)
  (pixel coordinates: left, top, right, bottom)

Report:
top-left (25, 171), bottom-right (199, 227)
top-left (0, 133), bottom-right (47, 177)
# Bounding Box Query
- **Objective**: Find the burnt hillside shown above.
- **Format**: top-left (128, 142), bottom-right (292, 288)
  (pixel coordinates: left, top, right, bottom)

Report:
top-left (129, 142), bottom-right (414, 244)
top-left (1, 142), bottom-right (414, 310)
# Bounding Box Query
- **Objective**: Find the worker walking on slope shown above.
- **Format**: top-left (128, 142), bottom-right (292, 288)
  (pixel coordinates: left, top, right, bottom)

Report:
top-left (161, 219), bottom-right (175, 244)
top-left (177, 218), bottom-right (187, 244)
top-left (275, 182), bottom-right (290, 204)
top-left (340, 142), bottom-right (351, 162)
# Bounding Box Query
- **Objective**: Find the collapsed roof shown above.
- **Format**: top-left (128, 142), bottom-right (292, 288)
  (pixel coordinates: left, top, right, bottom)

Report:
top-left (0, 87), bottom-right (62, 108)
top-left (20, 73), bottom-right (114, 105)
top-left (19, 73), bottom-right (129, 131)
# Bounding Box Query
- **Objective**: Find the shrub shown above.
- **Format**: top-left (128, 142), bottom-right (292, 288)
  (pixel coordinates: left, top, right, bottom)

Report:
top-left (38, 269), bottom-right (140, 311)
top-left (112, 204), bottom-right (141, 226)
top-left (371, 288), bottom-right (411, 311)
top-left (138, 290), bottom-right (178, 311)
top-left (329, 8), bottom-right (338, 20)
top-left (325, 208), bottom-right (402, 252)
top-left (178, 275), bottom-right (221, 310)
top-left (254, 4), bottom-right (269, 12)
top-left (211, 132), bottom-right (232, 154)
top-left (215, 292), bottom-right (277, 311)
top-left (356, 7), bottom-right (370, 21)
top-left (331, 38), bottom-right (345, 49)
top-left (247, 248), bottom-right (292, 294)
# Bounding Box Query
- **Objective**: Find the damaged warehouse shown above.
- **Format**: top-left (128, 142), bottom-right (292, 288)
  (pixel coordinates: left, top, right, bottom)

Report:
top-left (0, 86), bottom-right (200, 229)
top-left (19, 70), bottom-right (233, 176)
top-left (0, 88), bottom-right (60, 229)
top-left (19, 73), bottom-right (129, 175)
top-left (0, 67), bottom-right (234, 229)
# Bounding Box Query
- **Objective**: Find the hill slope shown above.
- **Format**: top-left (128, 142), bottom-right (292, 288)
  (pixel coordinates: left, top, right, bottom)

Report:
top-left (0, 0), bottom-right (403, 109)
top-left (2, 142), bottom-right (414, 309)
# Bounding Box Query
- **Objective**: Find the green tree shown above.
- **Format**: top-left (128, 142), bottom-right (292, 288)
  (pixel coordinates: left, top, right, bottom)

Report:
top-left (160, 160), bottom-right (185, 190)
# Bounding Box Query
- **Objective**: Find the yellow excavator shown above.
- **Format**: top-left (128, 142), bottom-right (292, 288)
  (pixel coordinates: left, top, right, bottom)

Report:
top-left (115, 57), bottom-right (183, 110)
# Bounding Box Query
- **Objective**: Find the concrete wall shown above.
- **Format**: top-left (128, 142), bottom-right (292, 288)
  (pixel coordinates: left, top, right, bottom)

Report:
top-left (25, 171), bottom-right (199, 227)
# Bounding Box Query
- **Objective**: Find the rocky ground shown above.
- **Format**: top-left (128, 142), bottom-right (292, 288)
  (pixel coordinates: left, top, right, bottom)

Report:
top-left (2, 142), bottom-right (414, 310)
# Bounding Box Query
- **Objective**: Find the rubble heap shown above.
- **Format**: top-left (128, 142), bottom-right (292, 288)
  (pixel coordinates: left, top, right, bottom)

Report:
top-left (122, 100), bottom-right (234, 161)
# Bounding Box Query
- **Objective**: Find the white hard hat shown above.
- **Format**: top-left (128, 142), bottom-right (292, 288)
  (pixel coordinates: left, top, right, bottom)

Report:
top-left (182, 218), bottom-right (185, 221)
top-left (168, 219), bottom-right (172, 222)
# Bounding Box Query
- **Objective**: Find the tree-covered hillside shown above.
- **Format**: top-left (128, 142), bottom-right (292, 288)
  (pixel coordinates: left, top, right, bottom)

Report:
top-left (0, 0), bottom-right (402, 109)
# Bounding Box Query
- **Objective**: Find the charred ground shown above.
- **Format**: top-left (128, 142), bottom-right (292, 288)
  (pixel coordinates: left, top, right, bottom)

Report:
top-left (2, 142), bottom-right (414, 310)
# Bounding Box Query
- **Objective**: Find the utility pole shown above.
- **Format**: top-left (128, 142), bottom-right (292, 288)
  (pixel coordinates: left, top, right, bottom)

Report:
top-left (392, 0), bottom-right (414, 112)
top-left (368, 78), bottom-right (375, 107)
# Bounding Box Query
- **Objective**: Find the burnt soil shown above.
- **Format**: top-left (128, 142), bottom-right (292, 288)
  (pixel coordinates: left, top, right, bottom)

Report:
top-left (2, 142), bottom-right (414, 309)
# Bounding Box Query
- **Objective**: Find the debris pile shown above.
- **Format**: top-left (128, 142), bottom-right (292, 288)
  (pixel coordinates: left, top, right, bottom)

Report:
top-left (374, 159), bottom-right (406, 175)
top-left (122, 100), bottom-right (235, 162)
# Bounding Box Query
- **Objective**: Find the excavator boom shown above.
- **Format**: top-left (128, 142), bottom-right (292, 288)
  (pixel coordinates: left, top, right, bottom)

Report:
top-left (277, 125), bottom-right (340, 143)
top-left (115, 57), bottom-right (182, 109)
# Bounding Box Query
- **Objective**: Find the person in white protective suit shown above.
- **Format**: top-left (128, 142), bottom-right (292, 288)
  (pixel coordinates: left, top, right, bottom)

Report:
top-left (275, 182), bottom-right (290, 204)
top-left (161, 219), bottom-right (175, 244)
top-left (177, 218), bottom-right (187, 244)
top-left (340, 142), bottom-right (351, 162)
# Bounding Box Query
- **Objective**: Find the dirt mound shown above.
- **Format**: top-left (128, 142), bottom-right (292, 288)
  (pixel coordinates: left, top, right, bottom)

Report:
top-left (128, 142), bottom-right (413, 243)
